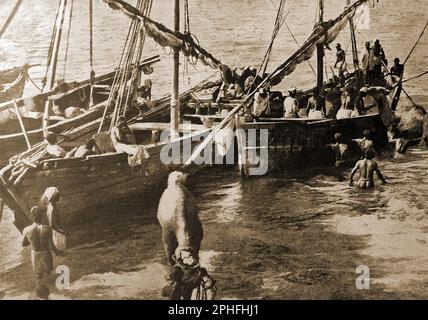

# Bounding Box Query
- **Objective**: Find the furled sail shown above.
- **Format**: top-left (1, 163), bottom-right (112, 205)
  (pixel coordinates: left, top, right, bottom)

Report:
top-left (262, 0), bottom-right (371, 88)
top-left (103, 0), bottom-right (222, 69)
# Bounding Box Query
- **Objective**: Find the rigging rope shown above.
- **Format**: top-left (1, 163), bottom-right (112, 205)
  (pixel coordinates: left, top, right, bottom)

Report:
top-left (401, 70), bottom-right (428, 84)
top-left (284, 22), bottom-right (317, 76)
top-left (259, 0), bottom-right (288, 77)
top-left (115, 0), bottom-right (142, 119)
top-left (89, 0), bottom-right (96, 107)
top-left (62, 0), bottom-right (74, 80)
top-left (41, 0), bottom-right (62, 92)
top-left (267, 0), bottom-right (316, 77)
top-left (89, 0), bottom-right (94, 69)
top-left (107, 0), bottom-right (153, 132)
top-left (404, 20), bottom-right (428, 65)
top-left (27, 73), bottom-right (43, 92)
top-left (344, 6), bottom-right (365, 53)
top-left (98, 10), bottom-right (135, 133)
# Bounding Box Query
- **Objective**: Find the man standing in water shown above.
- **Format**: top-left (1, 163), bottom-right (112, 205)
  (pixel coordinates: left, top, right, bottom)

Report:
top-left (327, 133), bottom-right (350, 167)
top-left (352, 129), bottom-right (375, 155)
top-left (22, 206), bottom-right (60, 280)
top-left (349, 149), bottom-right (387, 189)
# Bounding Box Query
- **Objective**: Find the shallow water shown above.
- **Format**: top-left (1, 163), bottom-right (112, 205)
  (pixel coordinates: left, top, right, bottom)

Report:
top-left (0, 0), bottom-right (427, 299)
top-left (1, 149), bottom-right (427, 299)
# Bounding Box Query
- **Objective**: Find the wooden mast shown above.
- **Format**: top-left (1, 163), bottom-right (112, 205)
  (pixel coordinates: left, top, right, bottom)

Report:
top-left (0, 0), bottom-right (24, 38)
top-left (43, 0), bottom-right (68, 133)
top-left (316, 0), bottom-right (324, 93)
top-left (347, 0), bottom-right (359, 70)
top-left (171, 0), bottom-right (180, 140)
top-left (48, 0), bottom-right (67, 92)
top-left (89, 0), bottom-right (95, 107)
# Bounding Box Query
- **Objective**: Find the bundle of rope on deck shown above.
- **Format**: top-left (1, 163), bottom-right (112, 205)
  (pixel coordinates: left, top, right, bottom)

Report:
top-left (164, 255), bottom-right (217, 300)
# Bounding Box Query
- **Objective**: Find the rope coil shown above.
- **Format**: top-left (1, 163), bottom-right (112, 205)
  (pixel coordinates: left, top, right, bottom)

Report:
top-left (168, 254), bottom-right (217, 300)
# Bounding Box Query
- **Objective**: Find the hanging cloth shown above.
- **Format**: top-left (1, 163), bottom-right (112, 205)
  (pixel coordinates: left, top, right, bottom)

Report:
top-left (214, 117), bottom-right (236, 157)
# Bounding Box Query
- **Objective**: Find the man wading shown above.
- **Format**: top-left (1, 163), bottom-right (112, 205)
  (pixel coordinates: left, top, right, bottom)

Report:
top-left (350, 149), bottom-right (387, 189)
top-left (22, 206), bottom-right (61, 280)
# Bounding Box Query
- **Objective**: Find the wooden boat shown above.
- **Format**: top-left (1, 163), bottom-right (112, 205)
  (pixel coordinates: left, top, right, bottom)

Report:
top-left (0, 1), bottom-right (33, 103)
top-left (0, 55), bottom-right (160, 164)
top-left (0, 65), bottom-right (29, 104)
top-left (179, 0), bottom-right (399, 175)
top-left (0, 120), bottom-right (210, 231)
top-left (0, 0), bottom-right (223, 231)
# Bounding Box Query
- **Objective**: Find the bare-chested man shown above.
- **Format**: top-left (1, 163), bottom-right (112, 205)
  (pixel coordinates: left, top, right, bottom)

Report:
top-left (327, 133), bottom-right (350, 167)
top-left (350, 149), bottom-right (387, 189)
top-left (22, 206), bottom-right (60, 280)
top-left (352, 129), bottom-right (375, 155)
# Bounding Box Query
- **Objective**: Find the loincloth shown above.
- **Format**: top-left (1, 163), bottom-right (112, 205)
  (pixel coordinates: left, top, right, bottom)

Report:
top-left (357, 179), bottom-right (374, 189)
top-left (31, 250), bottom-right (53, 276)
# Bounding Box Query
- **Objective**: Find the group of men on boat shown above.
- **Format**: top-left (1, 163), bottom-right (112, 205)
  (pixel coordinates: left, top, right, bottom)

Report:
top-left (43, 115), bottom-right (145, 167)
top-left (212, 38), bottom-right (403, 122)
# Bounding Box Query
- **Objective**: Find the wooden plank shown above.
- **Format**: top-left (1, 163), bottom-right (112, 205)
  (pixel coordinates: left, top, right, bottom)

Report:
top-left (130, 122), bottom-right (206, 132)
top-left (0, 198), bottom-right (4, 222)
top-left (25, 161), bottom-right (130, 180)
top-left (13, 99), bottom-right (32, 149)
top-left (184, 114), bottom-right (224, 120)
top-left (187, 102), bottom-right (241, 109)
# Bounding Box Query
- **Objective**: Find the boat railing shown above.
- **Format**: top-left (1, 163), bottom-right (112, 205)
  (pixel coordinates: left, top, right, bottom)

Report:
top-left (39, 152), bottom-right (129, 170)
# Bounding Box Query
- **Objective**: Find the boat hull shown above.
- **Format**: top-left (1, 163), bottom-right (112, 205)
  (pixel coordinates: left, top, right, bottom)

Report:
top-left (242, 113), bottom-right (387, 172)
top-left (0, 129), bottom-right (209, 231)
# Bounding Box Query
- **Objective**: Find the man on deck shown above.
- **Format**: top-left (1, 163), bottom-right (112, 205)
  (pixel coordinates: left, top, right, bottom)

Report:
top-left (306, 88), bottom-right (326, 119)
top-left (111, 116), bottom-right (148, 166)
top-left (139, 79), bottom-right (152, 101)
top-left (283, 86), bottom-right (299, 118)
top-left (390, 58), bottom-right (404, 78)
top-left (45, 132), bottom-right (67, 158)
top-left (362, 42), bottom-right (376, 86)
top-left (373, 39), bottom-right (386, 64)
top-left (111, 116), bottom-right (137, 149)
top-left (252, 87), bottom-right (270, 118)
top-left (336, 88), bottom-right (359, 119)
top-left (66, 138), bottom-right (100, 158)
top-left (350, 149), bottom-right (387, 189)
top-left (334, 43), bottom-right (346, 82)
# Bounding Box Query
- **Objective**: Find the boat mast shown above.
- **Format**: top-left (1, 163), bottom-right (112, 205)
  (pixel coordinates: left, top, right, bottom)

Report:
top-left (347, 0), bottom-right (359, 70)
top-left (171, 0), bottom-right (180, 140)
top-left (89, 0), bottom-right (95, 107)
top-left (43, 0), bottom-right (68, 132)
top-left (48, 0), bottom-right (67, 91)
top-left (316, 0), bottom-right (324, 93)
top-left (0, 0), bottom-right (24, 39)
